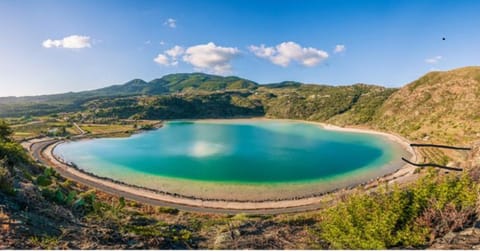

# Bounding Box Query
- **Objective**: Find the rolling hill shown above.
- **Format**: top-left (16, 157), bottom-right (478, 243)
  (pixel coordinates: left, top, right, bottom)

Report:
top-left (372, 66), bottom-right (480, 144)
top-left (0, 73), bottom-right (258, 117)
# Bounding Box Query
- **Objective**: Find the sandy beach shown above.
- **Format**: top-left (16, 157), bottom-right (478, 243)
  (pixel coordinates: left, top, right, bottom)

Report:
top-left (31, 118), bottom-right (419, 213)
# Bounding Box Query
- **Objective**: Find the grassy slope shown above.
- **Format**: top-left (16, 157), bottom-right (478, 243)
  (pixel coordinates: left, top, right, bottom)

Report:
top-left (372, 66), bottom-right (480, 145)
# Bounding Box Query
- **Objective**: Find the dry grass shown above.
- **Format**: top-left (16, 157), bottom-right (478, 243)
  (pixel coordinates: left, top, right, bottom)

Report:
top-left (79, 124), bottom-right (135, 134)
top-left (0, 209), bottom-right (10, 232)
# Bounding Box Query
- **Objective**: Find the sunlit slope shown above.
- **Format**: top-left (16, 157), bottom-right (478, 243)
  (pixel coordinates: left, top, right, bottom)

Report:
top-left (372, 66), bottom-right (480, 144)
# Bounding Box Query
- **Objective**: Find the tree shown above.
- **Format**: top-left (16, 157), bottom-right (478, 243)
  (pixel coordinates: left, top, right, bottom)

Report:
top-left (0, 120), bottom-right (12, 142)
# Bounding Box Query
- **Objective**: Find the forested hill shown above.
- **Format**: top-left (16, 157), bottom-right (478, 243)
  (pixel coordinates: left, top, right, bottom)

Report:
top-left (0, 73), bottom-right (258, 117)
top-left (0, 72), bottom-right (388, 119)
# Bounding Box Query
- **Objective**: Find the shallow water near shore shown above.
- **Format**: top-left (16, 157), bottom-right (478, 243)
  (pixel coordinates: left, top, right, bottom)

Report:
top-left (54, 120), bottom-right (410, 200)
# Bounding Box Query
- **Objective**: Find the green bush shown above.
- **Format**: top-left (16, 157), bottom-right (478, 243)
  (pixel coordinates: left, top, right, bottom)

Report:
top-left (36, 175), bottom-right (52, 187)
top-left (65, 190), bottom-right (77, 205)
top-left (319, 171), bottom-right (478, 249)
top-left (54, 189), bottom-right (65, 203)
top-left (0, 165), bottom-right (15, 195)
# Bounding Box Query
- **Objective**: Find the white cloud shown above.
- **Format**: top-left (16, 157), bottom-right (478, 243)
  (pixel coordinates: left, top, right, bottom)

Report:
top-left (249, 44), bottom-right (276, 58)
top-left (164, 18), bottom-right (176, 28)
top-left (163, 45), bottom-right (184, 66)
top-left (425, 55), bottom-right (442, 64)
top-left (154, 43), bottom-right (239, 73)
top-left (153, 54), bottom-right (170, 66)
top-left (42, 35), bottom-right (91, 49)
top-left (249, 41), bottom-right (328, 67)
top-left (334, 44), bottom-right (346, 53)
top-left (165, 45), bottom-right (184, 58)
top-left (182, 42), bottom-right (239, 74)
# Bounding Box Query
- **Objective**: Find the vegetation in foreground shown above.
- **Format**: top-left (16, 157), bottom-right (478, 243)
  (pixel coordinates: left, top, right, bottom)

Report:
top-left (317, 171), bottom-right (478, 249)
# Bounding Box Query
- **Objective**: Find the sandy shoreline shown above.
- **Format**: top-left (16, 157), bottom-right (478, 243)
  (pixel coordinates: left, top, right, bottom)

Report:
top-left (33, 118), bottom-right (418, 212)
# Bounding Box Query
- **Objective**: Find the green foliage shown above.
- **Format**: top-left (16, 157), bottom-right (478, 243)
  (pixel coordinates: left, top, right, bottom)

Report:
top-left (0, 120), bottom-right (13, 141)
top-left (54, 189), bottom-right (65, 203)
top-left (0, 140), bottom-right (29, 165)
top-left (0, 163), bottom-right (15, 195)
top-left (319, 172), bottom-right (478, 249)
top-left (139, 124), bottom-right (154, 130)
top-left (72, 198), bottom-right (85, 209)
top-left (43, 167), bottom-right (56, 177)
top-left (28, 236), bottom-right (60, 249)
top-left (261, 84), bottom-right (395, 124)
top-left (65, 190), bottom-right (77, 205)
top-left (118, 196), bottom-right (126, 210)
top-left (36, 175), bottom-right (52, 187)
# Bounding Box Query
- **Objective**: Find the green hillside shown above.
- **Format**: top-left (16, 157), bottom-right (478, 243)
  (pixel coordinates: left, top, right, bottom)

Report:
top-left (158, 73), bottom-right (258, 91)
top-left (372, 66), bottom-right (480, 144)
top-left (0, 73), bottom-right (258, 117)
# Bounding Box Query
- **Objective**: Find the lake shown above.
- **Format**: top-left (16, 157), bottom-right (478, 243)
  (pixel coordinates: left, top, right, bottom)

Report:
top-left (53, 120), bottom-right (410, 200)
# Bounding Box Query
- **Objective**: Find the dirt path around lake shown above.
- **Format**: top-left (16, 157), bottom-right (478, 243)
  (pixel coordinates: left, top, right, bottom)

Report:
top-left (28, 118), bottom-right (420, 214)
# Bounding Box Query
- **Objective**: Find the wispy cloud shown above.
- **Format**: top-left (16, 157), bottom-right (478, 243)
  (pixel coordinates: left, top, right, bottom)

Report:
top-left (154, 45), bottom-right (185, 66)
top-left (165, 45), bottom-right (184, 66)
top-left (153, 53), bottom-right (170, 66)
top-left (164, 18), bottom-right (176, 28)
top-left (425, 55), bottom-right (442, 64)
top-left (334, 44), bottom-right (346, 53)
top-left (249, 41), bottom-right (328, 67)
top-left (153, 54), bottom-right (171, 66)
top-left (42, 35), bottom-right (91, 49)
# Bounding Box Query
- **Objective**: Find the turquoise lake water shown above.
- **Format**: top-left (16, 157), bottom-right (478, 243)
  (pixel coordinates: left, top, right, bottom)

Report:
top-left (54, 120), bottom-right (407, 187)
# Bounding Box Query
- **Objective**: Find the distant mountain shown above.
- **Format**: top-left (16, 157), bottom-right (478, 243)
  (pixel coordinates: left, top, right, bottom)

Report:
top-left (0, 73), bottom-right (258, 117)
top-left (372, 66), bottom-right (480, 144)
top-left (157, 73), bottom-right (258, 91)
top-left (89, 73), bottom-right (259, 96)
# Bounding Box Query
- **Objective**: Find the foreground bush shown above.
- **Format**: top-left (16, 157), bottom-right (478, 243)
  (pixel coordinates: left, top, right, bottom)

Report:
top-left (318, 170), bottom-right (479, 249)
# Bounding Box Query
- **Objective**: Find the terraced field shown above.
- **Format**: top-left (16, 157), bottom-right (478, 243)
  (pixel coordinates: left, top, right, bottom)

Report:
top-left (416, 147), bottom-right (450, 166)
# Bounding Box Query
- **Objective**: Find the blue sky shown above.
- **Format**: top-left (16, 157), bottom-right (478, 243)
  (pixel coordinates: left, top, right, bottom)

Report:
top-left (0, 0), bottom-right (479, 96)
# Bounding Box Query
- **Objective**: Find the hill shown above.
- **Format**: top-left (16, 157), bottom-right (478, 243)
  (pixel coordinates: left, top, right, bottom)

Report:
top-left (0, 73), bottom-right (258, 117)
top-left (372, 66), bottom-right (480, 144)
top-left (70, 83), bottom-right (394, 123)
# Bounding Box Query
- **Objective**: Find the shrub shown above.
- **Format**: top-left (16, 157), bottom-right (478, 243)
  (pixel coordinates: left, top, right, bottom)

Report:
top-left (0, 165), bottom-right (15, 195)
top-left (318, 171), bottom-right (478, 249)
top-left (36, 175), bottom-right (52, 187)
